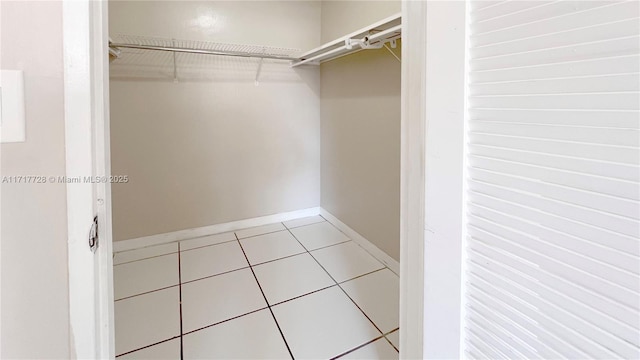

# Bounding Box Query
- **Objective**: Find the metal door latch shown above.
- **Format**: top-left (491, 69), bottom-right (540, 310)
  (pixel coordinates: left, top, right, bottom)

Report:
top-left (89, 215), bottom-right (99, 253)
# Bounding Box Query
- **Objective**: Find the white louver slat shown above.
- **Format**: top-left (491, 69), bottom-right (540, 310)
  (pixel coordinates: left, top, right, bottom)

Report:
top-left (466, 1), bottom-right (640, 359)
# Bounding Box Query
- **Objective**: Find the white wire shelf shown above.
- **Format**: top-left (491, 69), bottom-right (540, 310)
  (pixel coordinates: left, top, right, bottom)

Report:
top-left (291, 13), bottom-right (401, 67)
top-left (109, 35), bottom-right (301, 82)
top-left (110, 35), bottom-right (300, 61)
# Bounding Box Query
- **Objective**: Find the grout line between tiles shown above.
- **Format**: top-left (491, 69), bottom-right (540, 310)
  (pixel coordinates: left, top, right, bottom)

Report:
top-left (115, 336), bottom-right (182, 358)
top-left (331, 328), bottom-right (401, 359)
top-left (114, 283), bottom-right (180, 302)
top-left (178, 232), bottom-right (374, 333)
top-left (115, 216), bottom-right (400, 358)
top-left (116, 240), bottom-right (384, 304)
top-left (235, 227), bottom-right (287, 240)
top-left (114, 231), bottom-right (236, 256)
top-left (178, 243), bottom-right (184, 360)
top-left (383, 328), bottom-right (400, 353)
top-left (248, 237), bottom-right (349, 268)
top-left (180, 265), bottom-right (251, 286)
top-left (319, 215), bottom-right (348, 237)
top-left (115, 243), bottom-right (178, 255)
top-left (114, 216), bottom-right (380, 268)
top-left (114, 250), bottom-right (180, 266)
top-left (177, 279), bottom-right (351, 336)
top-left (306, 239), bottom-right (352, 253)
top-left (179, 274), bottom-right (366, 338)
top-left (114, 235), bottom-right (238, 266)
top-left (179, 237), bottom-right (239, 253)
top-left (283, 227), bottom-right (330, 279)
top-left (319, 216), bottom-right (397, 278)
top-left (283, 218), bottom-right (327, 230)
top-left (269, 283), bottom-right (339, 307)
top-left (337, 267), bottom-right (387, 285)
top-left (249, 250), bottom-right (308, 267)
top-left (285, 226), bottom-right (386, 337)
top-left (336, 281), bottom-right (385, 335)
top-left (329, 334), bottom-right (387, 359)
top-left (181, 306), bottom-right (269, 336)
top-left (235, 230), bottom-right (295, 360)
top-left (116, 264), bottom-right (248, 302)
top-left (321, 216), bottom-right (393, 273)
top-left (317, 216), bottom-right (401, 341)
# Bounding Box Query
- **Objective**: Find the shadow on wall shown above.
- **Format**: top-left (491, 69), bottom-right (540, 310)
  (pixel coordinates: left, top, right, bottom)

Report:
top-left (111, 52), bottom-right (301, 83)
top-left (320, 40), bottom-right (401, 99)
top-left (320, 41), bottom-right (402, 261)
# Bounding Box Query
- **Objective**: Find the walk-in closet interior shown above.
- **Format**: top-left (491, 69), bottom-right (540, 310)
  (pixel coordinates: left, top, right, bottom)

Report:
top-left (109, 1), bottom-right (402, 358)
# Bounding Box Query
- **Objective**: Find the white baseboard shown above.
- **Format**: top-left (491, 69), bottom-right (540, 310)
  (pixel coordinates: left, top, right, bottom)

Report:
top-left (320, 208), bottom-right (400, 275)
top-left (114, 206), bottom-right (401, 277)
top-left (113, 207), bottom-right (321, 252)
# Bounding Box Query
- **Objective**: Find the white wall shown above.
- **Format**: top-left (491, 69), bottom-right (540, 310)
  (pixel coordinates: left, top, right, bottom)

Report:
top-left (109, 1), bottom-right (321, 241)
top-left (320, 0), bottom-right (400, 44)
top-left (0, 1), bottom-right (71, 358)
top-left (320, 1), bottom-right (401, 261)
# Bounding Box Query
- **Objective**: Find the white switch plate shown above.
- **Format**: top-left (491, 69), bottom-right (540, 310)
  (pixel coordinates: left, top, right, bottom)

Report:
top-left (0, 70), bottom-right (26, 143)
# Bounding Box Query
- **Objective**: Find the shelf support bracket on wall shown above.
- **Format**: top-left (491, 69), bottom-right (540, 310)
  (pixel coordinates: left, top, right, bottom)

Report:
top-left (255, 47), bottom-right (266, 86)
top-left (172, 39), bottom-right (178, 82)
top-left (384, 41), bottom-right (401, 62)
top-left (255, 58), bottom-right (264, 86)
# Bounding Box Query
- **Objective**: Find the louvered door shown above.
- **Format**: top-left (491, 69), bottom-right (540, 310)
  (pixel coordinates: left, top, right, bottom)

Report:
top-left (465, 1), bottom-right (640, 359)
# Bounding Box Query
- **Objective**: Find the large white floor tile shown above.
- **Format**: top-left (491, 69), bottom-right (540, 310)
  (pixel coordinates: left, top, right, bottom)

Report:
top-left (180, 241), bottom-right (248, 282)
top-left (386, 330), bottom-right (399, 350)
top-left (340, 338), bottom-right (399, 360)
top-left (183, 309), bottom-right (290, 360)
top-left (311, 242), bottom-right (384, 282)
top-left (118, 338), bottom-right (181, 359)
top-left (239, 230), bottom-right (306, 265)
top-left (290, 221), bottom-right (350, 250)
top-left (181, 268), bottom-right (267, 332)
top-left (115, 287), bottom-right (181, 356)
top-left (180, 232), bottom-right (236, 251)
top-left (283, 215), bottom-right (325, 229)
top-left (341, 269), bottom-right (399, 333)
top-left (272, 286), bottom-right (380, 359)
top-left (235, 222), bottom-right (285, 239)
top-left (114, 253), bottom-right (179, 300)
top-left (114, 243), bottom-right (178, 265)
top-left (253, 253), bottom-right (335, 305)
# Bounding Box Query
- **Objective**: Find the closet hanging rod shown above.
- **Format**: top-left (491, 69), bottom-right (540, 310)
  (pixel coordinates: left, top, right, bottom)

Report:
top-left (291, 24), bottom-right (401, 67)
top-left (108, 42), bottom-right (298, 61)
top-left (290, 12), bottom-right (402, 68)
top-left (364, 24), bottom-right (402, 45)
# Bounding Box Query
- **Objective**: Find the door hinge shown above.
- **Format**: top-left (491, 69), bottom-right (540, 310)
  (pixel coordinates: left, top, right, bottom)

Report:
top-left (89, 215), bottom-right (99, 253)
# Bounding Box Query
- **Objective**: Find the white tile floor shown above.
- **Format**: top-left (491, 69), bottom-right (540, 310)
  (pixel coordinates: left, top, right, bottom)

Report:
top-left (113, 215), bottom-right (400, 359)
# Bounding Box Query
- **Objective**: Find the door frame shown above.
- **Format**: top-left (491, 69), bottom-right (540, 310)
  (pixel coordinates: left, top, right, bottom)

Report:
top-left (63, 0), bottom-right (114, 358)
top-left (64, 1), bottom-right (429, 358)
top-left (399, 0), bottom-right (427, 358)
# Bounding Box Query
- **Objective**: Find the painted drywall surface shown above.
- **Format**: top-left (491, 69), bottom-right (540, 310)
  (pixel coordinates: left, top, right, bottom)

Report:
top-left (0, 1), bottom-right (71, 358)
top-left (109, 1), bottom-right (321, 241)
top-left (319, 1), bottom-right (401, 261)
top-left (110, 0), bottom-right (321, 50)
top-left (320, 0), bottom-right (401, 43)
